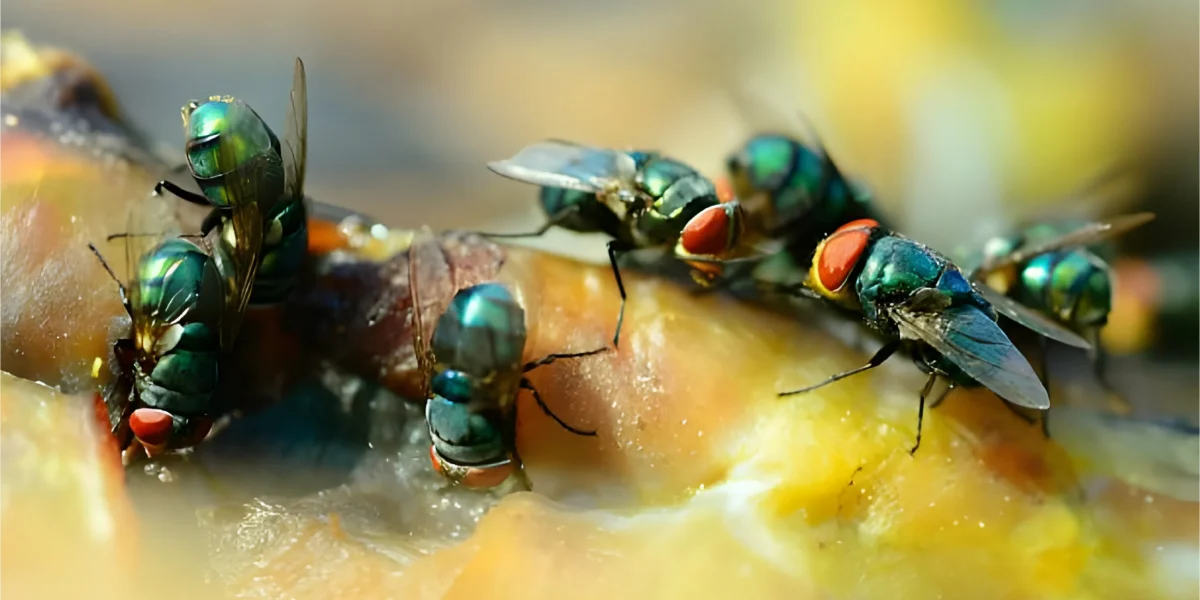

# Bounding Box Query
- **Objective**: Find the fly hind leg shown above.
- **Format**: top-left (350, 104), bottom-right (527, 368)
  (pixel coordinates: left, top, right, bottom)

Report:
top-left (519, 378), bottom-right (596, 437)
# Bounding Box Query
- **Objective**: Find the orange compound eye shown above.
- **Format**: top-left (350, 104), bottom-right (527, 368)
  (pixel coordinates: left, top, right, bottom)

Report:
top-left (815, 220), bottom-right (878, 293)
top-left (129, 408), bottom-right (173, 448)
top-left (680, 204), bottom-right (735, 257)
top-left (714, 176), bottom-right (735, 204)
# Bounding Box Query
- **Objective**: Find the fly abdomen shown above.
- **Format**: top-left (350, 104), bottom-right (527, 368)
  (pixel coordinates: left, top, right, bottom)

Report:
top-left (1018, 249), bottom-right (1111, 329)
top-left (250, 198), bottom-right (309, 305)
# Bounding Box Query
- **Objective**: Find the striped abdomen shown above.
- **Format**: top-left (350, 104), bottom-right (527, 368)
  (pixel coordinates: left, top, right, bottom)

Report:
top-left (250, 197), bottom-right (309, 304)
top-left (726, 134), bottom-right (874, 240)
top-left (1015, 249), bottom-right (1112, 329)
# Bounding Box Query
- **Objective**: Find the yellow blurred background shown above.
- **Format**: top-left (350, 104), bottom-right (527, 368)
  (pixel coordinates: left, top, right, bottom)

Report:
top-left (3, 0), bottom-right (1196, 258)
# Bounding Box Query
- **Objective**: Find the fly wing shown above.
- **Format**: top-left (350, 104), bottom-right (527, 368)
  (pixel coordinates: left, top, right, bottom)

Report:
top-left (118, 187), bottom-right (185, 340)
top-left (282, 57), bottom-right (308, 203)
top-left (973, 282), bottom-right (1091, 349)
top-left (209, 153), bottom-right (266, 353)
top-left (891, 303), bottom-right (1050, 409)
top-left (407, 226), bottom-right (437, 400)
top-left (487, 141), bottom-right (637, 194)
top-left (979, 213), bottom-right (1155, 274)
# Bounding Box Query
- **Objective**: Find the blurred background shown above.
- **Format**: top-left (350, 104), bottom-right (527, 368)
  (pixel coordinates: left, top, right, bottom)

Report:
top-left (4, 0), bottom-right (1195, 248)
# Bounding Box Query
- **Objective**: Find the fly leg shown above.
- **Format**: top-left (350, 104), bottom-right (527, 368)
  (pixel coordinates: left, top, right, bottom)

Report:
top-left (519, 378), bottom-right (597, 437)
top-left (154, 179), bottom-right (210, 207)
top-left (522, 347), bottom-right (609, 372)
top-left (1088, 328), bottom-right (1131, 415)
top-left (779, 340), bottom-right (900, 397)
top-left (910, 373), bottom-right (939, 455)
top-left (607, 240), bottom-right (634, 349)
top-left (477, 206), bottom-right (581, 239)
top-left (1037, 335), bottom-right (1052, 438)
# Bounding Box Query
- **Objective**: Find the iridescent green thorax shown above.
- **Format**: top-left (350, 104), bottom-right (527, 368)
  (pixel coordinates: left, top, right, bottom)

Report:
top-left (632, 156), bottom-right (719, 245)
top-left (1017, 250), bottom-right (1112, 329)
top-left (134, 239), bottom-right (221, 329)
top-left (183, 98), bottom-right (284, 208)
top-left (856, 235), bottom-right (991, 332)
top-left (249, 198), bottom-right (309, 305)
top-left (426, 283), bottom-right (527, 467)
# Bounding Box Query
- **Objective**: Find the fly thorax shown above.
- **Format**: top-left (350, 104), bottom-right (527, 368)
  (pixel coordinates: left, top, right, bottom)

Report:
top-left (636, 178), bottom-right (717, 247)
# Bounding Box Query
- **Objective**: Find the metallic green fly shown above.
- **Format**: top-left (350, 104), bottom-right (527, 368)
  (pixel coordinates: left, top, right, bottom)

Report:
top-left (486, 142), bottom-right (778, 348)
top-left (409, 231), bottom-right (608, 489)
top-left (89, 192), bottom-right (224, 455)
top-left (152, 58), bottom-right (309, 353)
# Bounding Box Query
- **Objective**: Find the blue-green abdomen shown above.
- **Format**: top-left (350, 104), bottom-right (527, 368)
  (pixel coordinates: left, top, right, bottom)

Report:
top-left (729, 135), bottom-right (874, 237)
top-left (250, 198), bottom-right (309, 304)
top-left (184, 99), bottom-right (283, 208)
top-left (1017, 249), bottom-right (1111, 329)
top-left (432, 283), bottom-right (527, 377)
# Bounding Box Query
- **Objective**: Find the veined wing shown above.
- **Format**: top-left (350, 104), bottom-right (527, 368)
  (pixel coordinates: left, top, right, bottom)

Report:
top-left (978, 213), bottom-right (1155, 274)
top-left (209, 151), bottom-right (266, 353)
top-left (487, 141), bottom-right (638, 194)
top-left (282, 57), bottom-right (308, 202)
top-left (973, 282), bottom-right (1091, 349)
top-left (407, 226), bottom-right (438, 401)
top-left (891, 303), bottom-right (1049, 409)
top-left (118, 188), bottom-right (185, 344)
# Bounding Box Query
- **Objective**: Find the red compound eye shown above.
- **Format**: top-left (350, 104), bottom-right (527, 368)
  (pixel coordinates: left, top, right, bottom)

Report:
top-left (129, 408), bottom-right (174, 448)
top-left (816, 219), bottom-right (879, 293)
top-left (460, 462), bottom-right (516, 489)
top-left (429, 446), bottom-right (516, 489)
top-left (681, 204), bottom-right (733, 256)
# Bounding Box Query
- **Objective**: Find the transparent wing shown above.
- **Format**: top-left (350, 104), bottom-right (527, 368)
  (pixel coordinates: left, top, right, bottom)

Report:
top-left (487, 141), bottom-right (637, 194)
top-left (282, 57), bottom-right (308, 202)
top-left (973, 283), bottom-right (1091, 349)
top-left (891, 304), bottom-right (1050, 409)
top-left (209, 152), bottom-right (266, 352)
top-left (979, 213), bottom-right (1155, 274)
top-left (407, 226), bottom-right (437, 400)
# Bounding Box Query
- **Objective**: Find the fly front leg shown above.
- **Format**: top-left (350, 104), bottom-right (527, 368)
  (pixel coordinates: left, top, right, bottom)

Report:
top-left (779, 340), bottom-right (900, 397)
top-left (607, 240), bottom-right (634, 349)
top-left (154, 179), bottom-right (210, 207)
